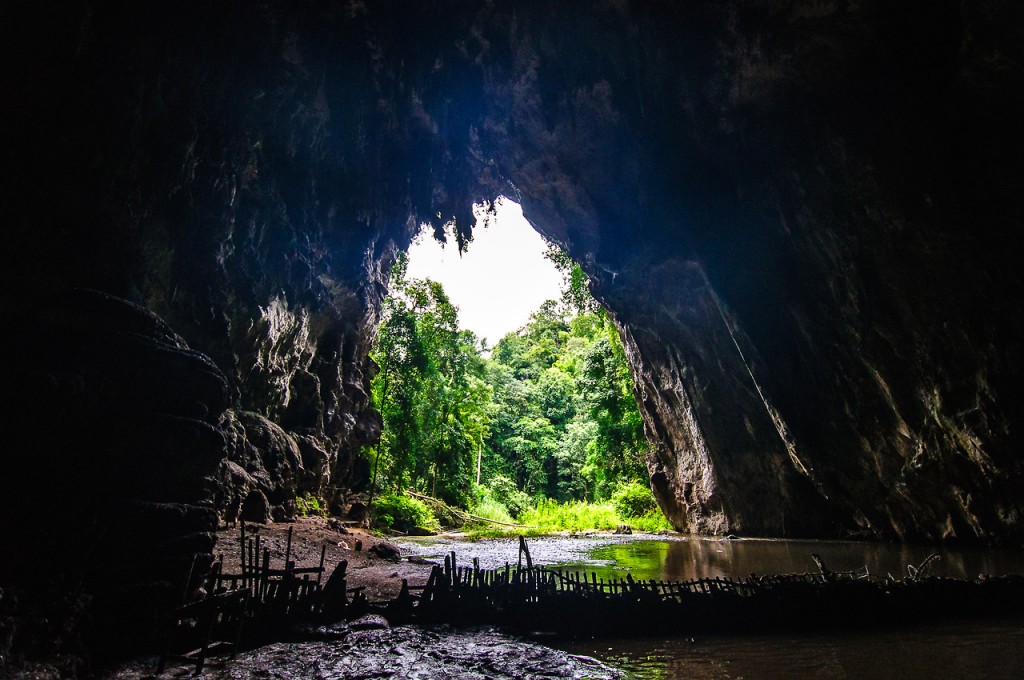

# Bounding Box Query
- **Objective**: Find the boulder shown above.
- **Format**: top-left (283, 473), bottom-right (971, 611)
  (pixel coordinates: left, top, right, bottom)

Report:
top-left (240, 489), bottom-right (273, 525)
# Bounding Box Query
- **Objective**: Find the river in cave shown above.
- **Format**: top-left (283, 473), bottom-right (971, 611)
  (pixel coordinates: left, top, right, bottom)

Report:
top-left (128, 536), bottom-right (1024, 679)
top-left (393, 534), bottom-right (1024, 679)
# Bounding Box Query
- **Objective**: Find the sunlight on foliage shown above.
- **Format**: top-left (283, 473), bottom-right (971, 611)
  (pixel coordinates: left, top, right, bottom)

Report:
top-left (518, 498), bottom-right (620, 532)
top-left (371, 492), bottom-right (440, 533)
top-left (628, 509), bottom-right (674, 532)
top-left (469, 494), bottom-right (516, 526)
top-left (369, 245), bottom-right (666, 534)
top-left (611, 480), bottom-right (659, 519)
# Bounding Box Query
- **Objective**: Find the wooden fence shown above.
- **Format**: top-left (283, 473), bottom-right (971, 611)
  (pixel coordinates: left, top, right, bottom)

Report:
top-left (159, 525), bottom-right (365, 672)
top-left (159, 533), bottom-right (1024, 669)
top-left (411, 543), bottom-right (1024, 637)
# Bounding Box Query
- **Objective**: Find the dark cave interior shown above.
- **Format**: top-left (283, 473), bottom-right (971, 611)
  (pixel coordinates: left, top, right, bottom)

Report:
top-left (1, 0), bottom-right (1022, 670)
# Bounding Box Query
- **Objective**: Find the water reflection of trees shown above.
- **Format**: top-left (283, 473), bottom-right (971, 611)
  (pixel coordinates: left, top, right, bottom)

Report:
top-left (438, 536), bottom-right (1024, 585)
top-left (655, 539), bottom-right (1023, 582)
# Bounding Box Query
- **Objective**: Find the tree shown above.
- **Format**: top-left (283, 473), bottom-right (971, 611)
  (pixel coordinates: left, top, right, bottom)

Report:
top-left (372, 246), bottom-right (651, 514)
top-left (370, 255), bottom-right (491, 507)
top-left (579, 330), bottom-right (648, 499)
top-left (545, 244), bottom-right (599, 315)
top-left (485, 290), bottom-right (648, 503)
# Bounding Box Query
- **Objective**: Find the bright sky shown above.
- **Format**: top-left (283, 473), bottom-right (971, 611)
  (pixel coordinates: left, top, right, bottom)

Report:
top-left (405, 198), bottom-right (564, 347)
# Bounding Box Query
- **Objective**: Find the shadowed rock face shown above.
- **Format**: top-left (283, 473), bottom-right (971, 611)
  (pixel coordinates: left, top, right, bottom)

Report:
top-left (472, 1), bottom-right (1024, 543)
top-left (3, 0), bottom-right (1022, 602)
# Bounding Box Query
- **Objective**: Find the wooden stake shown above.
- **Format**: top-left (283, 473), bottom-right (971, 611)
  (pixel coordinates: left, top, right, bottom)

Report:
top-left (318, 544), bottom-right (326, 584)
top-left (284, 526), bottom-right (293, 569)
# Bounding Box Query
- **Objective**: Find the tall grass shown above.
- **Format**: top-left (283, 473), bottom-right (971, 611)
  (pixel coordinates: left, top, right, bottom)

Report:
top-left (518, 498), bottom-right (620, 532)
top-left (627, 509), bottom-right (673, 532)
top-left (470, 496), bottom-right (516, 525)
top-left (466, 491), bottom-right (674, 537)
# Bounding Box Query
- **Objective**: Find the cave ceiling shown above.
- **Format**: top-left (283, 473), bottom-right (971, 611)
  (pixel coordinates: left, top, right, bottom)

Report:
top-left (4, 0), bottom-right (1023, 544)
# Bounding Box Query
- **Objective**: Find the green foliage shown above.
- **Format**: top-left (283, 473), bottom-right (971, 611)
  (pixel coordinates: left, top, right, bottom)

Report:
top-left (628, 509), bottom-right (674, 533)
top-left (371, 253), bottom-right (490, 508)
top-left (611, 480), bottom-right (658, 519)
top-left (483, 474), bottom-right (533, 520)
top-left (295, 494), bottom-right (327, 517)
top-left (487, 304), bottom-right (648, 503)
top-left (465, 494), bottom-right (672, 536)
top-left (518, 498), bottom-right (620, 532)
top-left (421, 495), bottom-right (467, 529)
top-left (545, 245), bottom-right (599, 315)
top-left (371, 492), bottom-right (440, 533)
top-left (469, 492), bottom-right (516, 526)
top-left (464, 526), bottom-right (548, 540)
top-left (370, 244), bottom-right (665, 532)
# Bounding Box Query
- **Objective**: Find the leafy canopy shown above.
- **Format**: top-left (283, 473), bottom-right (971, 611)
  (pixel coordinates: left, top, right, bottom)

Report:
top-left (369, 245), bottom-right (656, 525)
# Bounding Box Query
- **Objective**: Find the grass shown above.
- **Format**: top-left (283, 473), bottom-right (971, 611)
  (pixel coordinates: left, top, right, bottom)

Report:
top-left (464, 526), bottom-right (548, 540)
top-left (461, 495), bottom-right (674, 538)
top-left (626, 509), bottom-right (673, 532)
top-left (470, 496), bottom-right (516, 525)
top-left (518, 498), bottom-right (620, 532)
top-left (371, 492), bottom-right (440, 532)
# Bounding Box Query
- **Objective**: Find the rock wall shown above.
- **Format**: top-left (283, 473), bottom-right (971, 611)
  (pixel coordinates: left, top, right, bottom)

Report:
top-left (3, 6), bottom-right (1023, 650)
top-left (2, 290), bottom-right (229, 661)
top-left (4, 0), bottom-right (487, 522)
top-left (476, 1), bottom-right (1024, 543)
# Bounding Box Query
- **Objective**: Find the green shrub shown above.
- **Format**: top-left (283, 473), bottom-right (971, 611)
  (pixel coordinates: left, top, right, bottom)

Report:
top-left (628, 509), bottom-right (673, 532)
top-left (470, 494), bottom-right (516, 525)
top-left (295, 494), bottom-right (328, 517)
top-left (371, 493), bottom-right (440, 533)
top-left (487, 475), bottom-right (533, 520)
top-left (611, 480), bottom-right (658, 519)
top-left (424, 497), bottom-right (465, 529)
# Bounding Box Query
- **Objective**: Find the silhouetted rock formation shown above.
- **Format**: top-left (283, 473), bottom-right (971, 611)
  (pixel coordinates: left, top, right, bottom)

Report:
top-left (2, 290), bottom-right (228, 660)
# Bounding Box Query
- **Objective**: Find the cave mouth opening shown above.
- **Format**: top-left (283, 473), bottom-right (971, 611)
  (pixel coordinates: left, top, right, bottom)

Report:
top-left (366, 197), bottom-right (667, 532)
top-left (405, 197), bottom-right (564, 351)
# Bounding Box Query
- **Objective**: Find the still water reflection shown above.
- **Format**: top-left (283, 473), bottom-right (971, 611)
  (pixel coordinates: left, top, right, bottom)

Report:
top-left (560, 619), bottom-right (1024, 680)
top-left (549, 537), bottom-right (1024, 679)
top-left (396, 534), bottom-right (1024, 679)
top-left (554, 536), bottom-right (1024, 583)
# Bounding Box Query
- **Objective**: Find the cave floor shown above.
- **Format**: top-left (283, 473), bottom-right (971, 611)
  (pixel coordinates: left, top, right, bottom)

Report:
top-left (214, 517), bottom-right (433, 603)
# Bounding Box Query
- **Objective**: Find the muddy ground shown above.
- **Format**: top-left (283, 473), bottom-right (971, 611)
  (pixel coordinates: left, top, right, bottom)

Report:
top-left (214, 517), bottom-right (435, 602)
top-left (214, 519), bottom-right (663, 600)
top-left (110, 626), bottom-right (621, 679)
top-left (103, 522), bottom-right (633, 678)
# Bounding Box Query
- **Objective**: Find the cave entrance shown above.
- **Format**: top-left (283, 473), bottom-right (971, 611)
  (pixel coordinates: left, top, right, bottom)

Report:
top-left (367, 198), bottom-right (668, 533)
top-left (405, 197), bottom-right (562, 350)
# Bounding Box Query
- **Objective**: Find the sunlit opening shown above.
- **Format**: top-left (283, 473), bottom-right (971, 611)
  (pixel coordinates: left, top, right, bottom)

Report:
top-left (405, 197), bottom-right (563, 348)
top-left (368, 196), bottom-right (667, 536)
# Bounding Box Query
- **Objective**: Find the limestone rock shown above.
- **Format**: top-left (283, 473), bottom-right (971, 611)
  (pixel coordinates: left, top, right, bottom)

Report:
top-left (368, 542), bottom-right (402, 562)
top-left (295, 434), bottom-right (332, 492)
top-left (217, 460), bottom-right (257, 524)
top-left (240, 489), bottom-right (273, 525)
top-left (1, 290), bottom-right (229, 657)
top-left (222, 410), bottom-right (305, 513)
